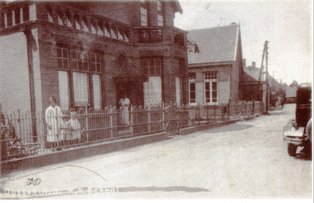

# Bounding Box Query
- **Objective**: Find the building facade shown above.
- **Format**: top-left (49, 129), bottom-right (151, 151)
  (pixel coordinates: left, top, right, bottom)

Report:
top-left (187, 24), bottom-right (244, 106)
top-left (240, 61), bottom-right (285, 109)
top-left (0, 0), bottom-right (188, 113)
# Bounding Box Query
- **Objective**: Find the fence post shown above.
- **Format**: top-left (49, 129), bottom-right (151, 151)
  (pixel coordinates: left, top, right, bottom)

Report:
top-left (147, 107), bottom-right (151, 133)
top-left (109, 107), bottom-right (113, 140)
top-left (206, 105), bottom-right (208, 124)
top-left (162, 104), bottom-right (165, 130)
top-left (214, 105), bottom-right (216, 123)
top-left (85, 106), bottom-right (89, 143)
top-left (17, 109), bottom-right (22, 142)
top-left (130, 106), bottom-right (134, 135)
top-left (221, 105), bottom-right (223, 121)
top-left (198, 105), bottom-right (200, 126)
top-left (227, 102), bottom-right (230, 120)
top-left (177, 106), bottom-right (182, 131)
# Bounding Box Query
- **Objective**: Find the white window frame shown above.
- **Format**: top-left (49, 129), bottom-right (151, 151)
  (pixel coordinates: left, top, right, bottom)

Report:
top-left (157, 14), bottom-right (163, 26)
top-left (140, 7), bottom-right (148, 26)
top-left (188, 73), bottom-right (196, 106)
top-left (92, 74), bottom-right (101, 110)
top-left (58, 71), bottom-right (70, 110)
top-left (73, 72), bottom-right (89, 106)
top-left (204, 72), bottom-right (218, 105)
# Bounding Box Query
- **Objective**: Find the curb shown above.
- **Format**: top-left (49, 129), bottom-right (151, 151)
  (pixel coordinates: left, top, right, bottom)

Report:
top-left (1, 131), bottom-right (166, 175)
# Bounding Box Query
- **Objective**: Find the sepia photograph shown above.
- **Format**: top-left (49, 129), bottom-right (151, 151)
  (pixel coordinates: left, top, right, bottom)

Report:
top-left (0, 0), bottom-right (312, 200)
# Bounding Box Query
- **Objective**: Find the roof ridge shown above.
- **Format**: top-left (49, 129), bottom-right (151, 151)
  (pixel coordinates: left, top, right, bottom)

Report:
top-left (187, 23), bottom-right (239, 32)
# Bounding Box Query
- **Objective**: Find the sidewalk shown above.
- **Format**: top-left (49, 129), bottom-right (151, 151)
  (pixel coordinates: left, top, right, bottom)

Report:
top-left (0, 113), bottom-right (261, 175)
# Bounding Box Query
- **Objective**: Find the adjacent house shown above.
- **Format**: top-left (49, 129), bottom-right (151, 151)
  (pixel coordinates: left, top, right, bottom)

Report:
top-left (187, 23), bottom-right (244, 106)
top-left (240, 61), bottom-right (284, 106)
top-left (0, 0), bottom-right (188, 113)
top-left (240, 61), bottom-right (263, 101)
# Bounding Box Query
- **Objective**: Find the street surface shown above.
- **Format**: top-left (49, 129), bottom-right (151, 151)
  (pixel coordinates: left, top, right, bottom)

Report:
top-left (0, 104), bottom-right (312, 199)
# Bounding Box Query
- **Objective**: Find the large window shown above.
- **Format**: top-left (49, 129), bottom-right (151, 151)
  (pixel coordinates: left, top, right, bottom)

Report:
top-left (157, 0), bottom-right (164, 26)
top-left (92, 74), bottom-right (101, 110)
top-left (204, 72), bottom-right (218, 104)
top-left (71, 50), bottom-right (88, 71)
top-left (73, 72), bottom-right (89, 106)
top-left (189, 72), bottom-right (196, 105)
top-left (56, 47), bottom-right (103, 109)
top-left (58, 71), bottom-right (70, 110)
top-left (140, 1), bottom-right (148, 26)
top-left (57, 47), bottom-right (69, 69)
top-left (141, 58), bottom-right (162, 75)
top-left (142, 58), bottom-right (163, 106)
top-left (144, 76), bottom-right (162, 106)
top-left (90, 52), bottom-right (101, 72)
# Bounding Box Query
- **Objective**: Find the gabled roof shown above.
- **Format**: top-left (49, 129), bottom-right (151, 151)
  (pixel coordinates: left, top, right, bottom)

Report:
top-left (171, 0), bottom-right (183, 14)
top-left (187, 24), bottom-right (240, 64)
top-left (244, 65), bottom-right (281, 88)
top-left (244, 66), bottom-right (260, 81)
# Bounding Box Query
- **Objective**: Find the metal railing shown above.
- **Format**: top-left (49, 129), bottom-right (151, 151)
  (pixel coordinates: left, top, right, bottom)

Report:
top-left (0, 101), bottom-right (263, 163)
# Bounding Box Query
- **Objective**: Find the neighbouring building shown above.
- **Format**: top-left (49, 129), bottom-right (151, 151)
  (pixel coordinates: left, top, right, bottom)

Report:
top-left (187, 23), bottom-right (244, 106)
top-left (240, 61), bottom-right (284, 106)
top-left (240, 61), bottom-right (263, 101)
top-left (0, 0), bottom-right (188, 114)
top-left (285, 81), bottom-right (298, 103)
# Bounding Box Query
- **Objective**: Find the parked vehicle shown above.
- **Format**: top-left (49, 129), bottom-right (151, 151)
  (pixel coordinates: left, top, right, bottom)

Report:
top-left (283, 83), bottom-right (312, 158)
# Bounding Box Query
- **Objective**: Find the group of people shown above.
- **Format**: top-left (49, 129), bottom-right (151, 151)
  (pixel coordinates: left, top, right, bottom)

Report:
top-left (1, 95), bottom-right (130, 151)
top-left (45, 97), bottom-right (81, 149)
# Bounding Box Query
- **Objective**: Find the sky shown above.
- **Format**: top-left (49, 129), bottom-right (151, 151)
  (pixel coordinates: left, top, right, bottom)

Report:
top-left (174, 0), bottom-right (313, 85)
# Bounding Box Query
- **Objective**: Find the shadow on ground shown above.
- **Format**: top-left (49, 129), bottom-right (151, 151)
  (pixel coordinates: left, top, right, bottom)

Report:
top-left (207, 123), bottom-right (254, 133)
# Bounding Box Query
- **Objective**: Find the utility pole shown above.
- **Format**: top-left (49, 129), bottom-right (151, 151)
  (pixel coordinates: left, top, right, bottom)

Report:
top-left (265, 41), bottom-right (269, 114)
top-left (257, 40), bottom-right (269, 114)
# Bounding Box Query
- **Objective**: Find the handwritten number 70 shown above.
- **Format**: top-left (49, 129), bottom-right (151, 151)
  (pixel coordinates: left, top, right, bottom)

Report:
top-left (26, 178), bottom-right (41, 186)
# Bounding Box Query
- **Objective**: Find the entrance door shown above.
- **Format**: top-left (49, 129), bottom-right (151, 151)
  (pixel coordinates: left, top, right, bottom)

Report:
top-left (116, 81), bottom-right (144, 107)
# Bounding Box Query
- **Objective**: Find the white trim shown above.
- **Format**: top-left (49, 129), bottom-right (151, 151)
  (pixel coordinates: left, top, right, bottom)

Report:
top-left (203, 76), bottom-right (218, 105)
top-left (188, 81), bottom-right (196, 105)
top-left (233, 26), bottom-right (240, 61)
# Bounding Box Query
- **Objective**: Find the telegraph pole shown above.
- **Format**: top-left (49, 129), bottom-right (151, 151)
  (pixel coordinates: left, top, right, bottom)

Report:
top-left (265, 41), bottom-right (269, 114)
top-left (257, 40), bottom-right (269, 114)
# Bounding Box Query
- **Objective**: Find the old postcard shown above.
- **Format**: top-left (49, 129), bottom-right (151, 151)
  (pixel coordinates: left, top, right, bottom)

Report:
top-left (0, 0), bottom-right (312, 200)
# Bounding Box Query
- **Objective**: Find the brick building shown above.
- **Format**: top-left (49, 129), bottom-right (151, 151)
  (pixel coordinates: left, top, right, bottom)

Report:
top-left (0, 0), bottom-right (188, 113)
top-left (187, 24), bottom-right (244, 106)
top-left (241, 61), bottom-right (284, 105)
top-left (240, 61), bottom-right (263, 101)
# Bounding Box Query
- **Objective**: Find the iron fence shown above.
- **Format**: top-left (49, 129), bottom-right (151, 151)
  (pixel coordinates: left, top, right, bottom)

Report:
top-left (0, 101), bottom-right (263, 164)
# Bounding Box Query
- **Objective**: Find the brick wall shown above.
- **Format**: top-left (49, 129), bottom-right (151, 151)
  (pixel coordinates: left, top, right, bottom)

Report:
top-left (1, 1), bottom-right (187, 113)
top-left (230, 34), bottom-right (243, 102)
